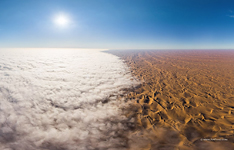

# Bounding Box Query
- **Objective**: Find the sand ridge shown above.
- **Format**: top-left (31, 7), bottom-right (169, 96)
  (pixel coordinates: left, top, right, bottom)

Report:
top-left (107, 50), bottom-right (234, 150)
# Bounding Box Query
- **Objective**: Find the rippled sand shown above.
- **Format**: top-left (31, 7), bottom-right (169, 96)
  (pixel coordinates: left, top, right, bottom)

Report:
top-left (107, 50), bottom-right (234, 150)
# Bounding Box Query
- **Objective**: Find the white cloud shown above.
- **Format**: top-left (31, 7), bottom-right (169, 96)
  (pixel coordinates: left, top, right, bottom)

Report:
top-left (0, 48), bottom-right (139, 150)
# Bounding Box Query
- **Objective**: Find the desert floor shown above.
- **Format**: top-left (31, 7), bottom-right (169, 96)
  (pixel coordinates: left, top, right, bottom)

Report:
top-left (107, 50), bottom-right (234, 150)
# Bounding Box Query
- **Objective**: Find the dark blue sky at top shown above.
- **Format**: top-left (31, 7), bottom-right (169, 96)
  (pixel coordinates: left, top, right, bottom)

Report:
top-left (0, 0), bottom-right (234, 49)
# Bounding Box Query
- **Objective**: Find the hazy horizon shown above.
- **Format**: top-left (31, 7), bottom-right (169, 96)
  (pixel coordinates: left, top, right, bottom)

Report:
top-left (1, 0), bottom-right (234, 49)
top-left (1, 1), bottom-right (234, 149)
top-left (2, 46), bottom-right (234, 51)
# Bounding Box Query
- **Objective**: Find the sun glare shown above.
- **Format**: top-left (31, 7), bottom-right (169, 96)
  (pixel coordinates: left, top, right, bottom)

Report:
top-left (54, 14), bottom-right (70, 27)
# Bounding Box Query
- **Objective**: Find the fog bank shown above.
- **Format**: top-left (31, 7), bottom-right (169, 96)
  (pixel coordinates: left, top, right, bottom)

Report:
top-left (0, 48), bottom-right (138, 150)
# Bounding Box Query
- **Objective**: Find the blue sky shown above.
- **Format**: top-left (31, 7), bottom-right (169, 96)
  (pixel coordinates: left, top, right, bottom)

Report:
top-left (1, 0), bottom-right (234, 49)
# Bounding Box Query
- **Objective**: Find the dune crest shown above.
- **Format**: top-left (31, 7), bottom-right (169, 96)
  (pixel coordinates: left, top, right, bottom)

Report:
top-left (108, 50), bottom-right (234, 150)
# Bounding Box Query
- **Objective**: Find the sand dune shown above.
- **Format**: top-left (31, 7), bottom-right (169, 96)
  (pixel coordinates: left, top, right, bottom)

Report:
top-left (107, 50), bottom-right (234, 150)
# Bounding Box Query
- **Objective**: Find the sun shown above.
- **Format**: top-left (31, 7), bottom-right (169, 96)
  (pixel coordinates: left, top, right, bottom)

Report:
top-left (54, 14), bottom-right (70, 27)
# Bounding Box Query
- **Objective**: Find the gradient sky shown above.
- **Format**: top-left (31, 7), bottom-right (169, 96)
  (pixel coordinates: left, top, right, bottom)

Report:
top-left (1, 0), bottom-right (234, 49)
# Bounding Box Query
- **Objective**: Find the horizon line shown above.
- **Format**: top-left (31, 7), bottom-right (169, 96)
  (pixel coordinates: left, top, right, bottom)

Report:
top-left (1, 47), bottom-right (234, 51)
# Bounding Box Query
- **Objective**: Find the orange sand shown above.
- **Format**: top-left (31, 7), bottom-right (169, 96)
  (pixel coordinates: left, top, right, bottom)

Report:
top-left (109, 50), bottom-right (234, 150)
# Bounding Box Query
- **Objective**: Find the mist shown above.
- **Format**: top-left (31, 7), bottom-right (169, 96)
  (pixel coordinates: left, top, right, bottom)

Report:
top-left (0, 48), bottom-right (138, 150)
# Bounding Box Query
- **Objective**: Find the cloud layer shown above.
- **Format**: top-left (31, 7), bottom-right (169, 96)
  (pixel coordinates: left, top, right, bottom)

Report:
top-left (0, 48), bottom-right (138, 150)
